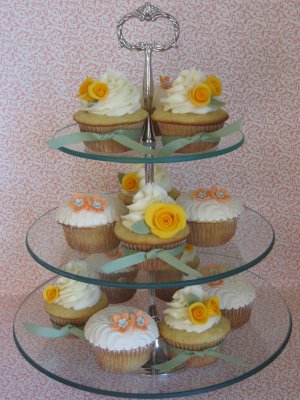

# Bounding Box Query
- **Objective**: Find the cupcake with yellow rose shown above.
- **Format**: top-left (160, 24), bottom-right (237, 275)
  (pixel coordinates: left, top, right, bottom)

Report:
top-left (74, 69), bottom-right (147, 153)
top-left (177, 185), bottom-right (243, 247)
top-left (151, 69), bottom-right (229, 153)
top-left (159, 285), bottom-right (231, 368)
top-left (118, 164), bottom-right (180, 205)
top-left (43, 260), bottom-right (109, 327)
top-left (56, 192), bottom-right (127, 253)
top-left (114, 183), bottom-right (190, 271)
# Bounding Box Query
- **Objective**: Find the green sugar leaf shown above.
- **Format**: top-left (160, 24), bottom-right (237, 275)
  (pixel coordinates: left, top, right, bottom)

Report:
top-left (185, 294), bottom-right (201, 305)
top-left (131, 220), bottom-right (151, 234)
top-left (210, 98), bottom-right (226, 107)
top-left (117, 172), bottom-right (125, 184)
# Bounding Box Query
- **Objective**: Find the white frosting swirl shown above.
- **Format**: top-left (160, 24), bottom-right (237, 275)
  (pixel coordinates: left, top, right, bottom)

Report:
top-left (80, 69), bottom-right (141, 116)
top-left (54, 260), bottom-right (101, 310)
top-left (203, 276), bottom-right (256, 309)
top-left (176, 192), bottom-right (243, 222)
top-left (56, 193), bottom-right (127, 227)
top-left (122, 183), bottom-right (175, 230)
top-left (160, 69), bottom-right (220, 114)
top-left (84, 306), bottom-right (159, 351)
top-left (164, 286), bottom-right (220, 333)
top-left (121, 165), bottom-right (173, 195)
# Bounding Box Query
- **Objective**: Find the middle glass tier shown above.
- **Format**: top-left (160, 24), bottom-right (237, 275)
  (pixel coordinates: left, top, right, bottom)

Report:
top-left (26, 206), bottom-right (274, 288)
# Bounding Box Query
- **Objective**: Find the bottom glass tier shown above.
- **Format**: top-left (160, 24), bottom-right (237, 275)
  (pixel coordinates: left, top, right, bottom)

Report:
top-left (13, 272), bottom-right (291, 399)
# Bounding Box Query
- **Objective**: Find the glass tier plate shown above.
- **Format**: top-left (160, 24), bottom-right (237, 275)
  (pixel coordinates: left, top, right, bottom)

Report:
top-left (53, 124), bottom-right (244, 163)
top-left (13, 272), bottom-right (292, 399)
top-left (26, 207), bottom-right (275, 288)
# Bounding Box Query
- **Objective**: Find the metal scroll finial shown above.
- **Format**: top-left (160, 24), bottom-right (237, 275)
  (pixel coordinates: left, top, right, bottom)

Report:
top-left (117, 3), bottom-right (180, 150)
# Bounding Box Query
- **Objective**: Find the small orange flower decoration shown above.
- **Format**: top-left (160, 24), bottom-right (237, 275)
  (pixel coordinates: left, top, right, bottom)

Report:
top-left (69, 193), bottom-right (89, 211)
top-left (204, 296), bottom-right (221, 316)
top-left (184, 243), bottom-right (193, 252)
top-left (209, 186), bottom-right (231, 201)
top-left (192, 188), bottom-right (210, 201)
top-left (87, 194), bottom-right (108, 213)
top-left (43, 285), bottom-right (60, 304)
top-left (121, 173), bottom-right (139, 193)
top-left (77, 77), bottom-right (94, 101)
top-left (188, 83), bottom-right (211, 107)
top-left (88, 81), bottom-right (109, 101)
top-left (202, 264), bottom-right (224, 288)
top-left (112, 313), bottom-right (134, 332)
top-left (130, 310), bottom-right (150, 330)
top-left (188, 302), bottom-right (208, 324)
top-left (204, 75), bottom-right (222, 96)
top-left (159, 75), bottom-right (173, 89)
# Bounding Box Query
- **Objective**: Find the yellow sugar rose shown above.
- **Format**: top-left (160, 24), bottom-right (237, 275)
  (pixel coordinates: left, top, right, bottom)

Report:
top-left (121, 173), bottom-right (139, 193)
top-left (43, 285), bottom-right (60, 304)
top-left (88, 81), bottom-right (109, 101)
top-left (188, 82), bottom-right (211, 107)
top-left (204, 296), bottom-right (221, 316)
top-left (77, 77), bottom-right (94, 101)
top-left (144, 202), bottom-right (186, 239)
top-left (204, 75), bottom-right (222, 96)
top-left (188, 302), bottom-right (209, 324)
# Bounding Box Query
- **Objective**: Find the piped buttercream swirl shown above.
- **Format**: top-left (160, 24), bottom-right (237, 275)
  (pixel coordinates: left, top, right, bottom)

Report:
top-left (160, 69), bottom-right (220, 114)
top-left (54, 260), bottom-right (101, 310)
top-left (80, 69), bottom-right (141, 116)
top-left (176, 192), bottom-right (243, 222)
top-left (164, 286), bottom-right (220, 333)
top-left (84, 306), bottom-right (159, 351)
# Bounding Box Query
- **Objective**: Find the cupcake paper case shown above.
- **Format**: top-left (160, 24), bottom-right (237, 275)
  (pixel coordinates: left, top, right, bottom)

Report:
top-left (43, 260), bottom-right (109, 327)
top-left (177, 186), bottom-right (243, 247)
top-left (56, 192), bottom-right (127, 253)
top-left (84, 306), bottom-right (159, 373)
top-left (74, 69), bottom-right (147, 153)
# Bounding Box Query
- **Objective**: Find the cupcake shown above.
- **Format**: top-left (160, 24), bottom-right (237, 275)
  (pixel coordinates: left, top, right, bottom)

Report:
top-left (118, 164), bottom-right (180, 205)
top-left (86, 248), bottom-right (138, 304)
top-left (152, 69), bottom-right (229, 153)
top-left (159, 286), bottom-right (231, 368)
top-left (74, 69), bottom-right (148, 153)
top-left (155, 243), bottom-right (200, 302)
top-left (202, 266), bottom-right (256, 329)
top-left (56, 192), bottom-right (127, 253)
top-left (84, 306), bottom-right (159, 373)
top-left (114, 183), bottom-right (190, 271)
top-left (43, 260), bottom-right (109, 327)
top-left (177, 186), bottom-right (243, 247)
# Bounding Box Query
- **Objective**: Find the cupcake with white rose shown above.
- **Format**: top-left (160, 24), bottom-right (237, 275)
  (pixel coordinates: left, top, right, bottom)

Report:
top-left (152, 69), bottom-right (229, 153)
top-left (114, 183), bottom-right (190, 271)
top-left (177, 185), bottom-right (243, 247)
top-left (118, 164), bottom-right (180, 205)
top-left (159, 285), bottom-right (231, 367)
top-left (74, 69), bottom-right (147, 153)
top-left (43, 260), bottom-right (109, 327)
top-left (84, 306), bottom-right (159, 373)
top-left (202, 265), bottom-right (256, 329)
top-left (56, 192), bottom-right (127, 253)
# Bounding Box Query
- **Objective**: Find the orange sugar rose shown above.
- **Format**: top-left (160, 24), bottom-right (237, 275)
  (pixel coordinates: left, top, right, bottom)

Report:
top-left (204, 75), bottom-right (222, 96)
top-left (77, 77), bottom-right (94, 101)
top-left (88, 81), bottom-right (109, 101)
top-left (204, 296), bottom-right (221, 317)
top-left (43, 285), bottom-right (60, 304)
top-left (188, 302), bottom-right (209, 324)
top-left (188, 83), bottom-right (211, 107)
top-left (121, 173), bottom-right (139, 193)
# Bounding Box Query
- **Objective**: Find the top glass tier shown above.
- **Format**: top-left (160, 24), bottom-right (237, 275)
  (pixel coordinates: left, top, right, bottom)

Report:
top-left (53, 124), bottom-right (244, 164)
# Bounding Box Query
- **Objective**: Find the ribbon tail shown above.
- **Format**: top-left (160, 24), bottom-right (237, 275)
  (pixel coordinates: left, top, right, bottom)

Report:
top-left (100, 252), bottom-right (147, 274)
top-left (152, 352), bottom-right (191, 372)
top-left (207, 350), bottom-right (248, 367)
top-left (23, 323), bottom-right (84, 339)
top-left (48, 133), bottom-right (103, 149)
top-left (113, 135), bottom-right (160, 156)
top-left (200, 117), bottom-right (244, 142)
top-left (159, 137), bottom-right (191, 155)
top-left (158, 252), bottom-right (202, 278)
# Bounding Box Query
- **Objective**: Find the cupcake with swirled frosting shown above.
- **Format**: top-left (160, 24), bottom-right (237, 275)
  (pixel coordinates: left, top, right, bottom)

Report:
top-left (202, 269), bottom-right (255, 329)
top-left (84, 305), bottom-right (159, 372)
top-left (74, 69), bottom-right (147, 153)
top-left (159, 285), bottom-right (231, 367)
top-left (118, 164), bottom-right (180, 205)
top-left (43, 260), bottom-right (109, 327)
top-left (177, 185), bottom-right (243, 247)
top-left (56, 192), bottom-right (127, 253)
top-left (151, 69), bottom-right (229, 153)
top-left (114, 183), bottom-right (190, 271)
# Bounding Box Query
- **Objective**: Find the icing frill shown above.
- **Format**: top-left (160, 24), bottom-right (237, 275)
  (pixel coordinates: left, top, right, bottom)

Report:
top-left (43, 260), bottom-right (101, 310)
top-left (56, 193), bottom-right (127, 227)
top-left (84, 306), bottom-right (159, 351)
top-left (160, 69), bottom-right (223, 114)
top-left (164, 286), bottom-right (221, 333)
top-left (78, 69), bottom-right (141, 116)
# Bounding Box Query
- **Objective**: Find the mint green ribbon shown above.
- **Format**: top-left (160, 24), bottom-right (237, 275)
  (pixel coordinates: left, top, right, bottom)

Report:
top-left (159, 118), bottom-right (243, 155)
top-left (100, 244), bottom-right (202, 278)
top-left (23, 322), bottom-right (85, 339)
top-left (153, 344), bottom-right (247, 372)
